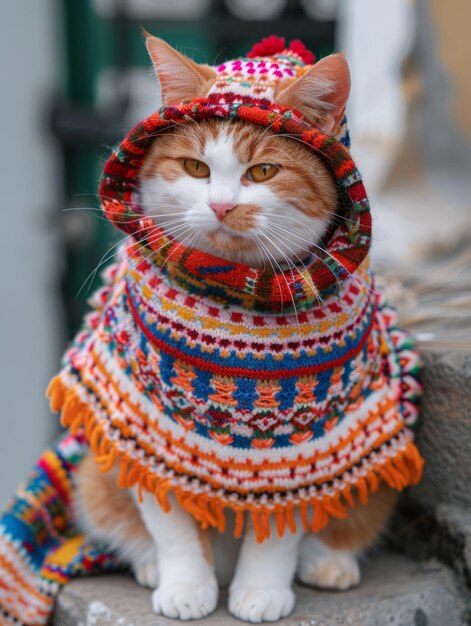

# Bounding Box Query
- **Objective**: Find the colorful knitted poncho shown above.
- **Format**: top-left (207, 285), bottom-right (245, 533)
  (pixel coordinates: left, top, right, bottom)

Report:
top-left (0, 37), bottom-right (424, 625)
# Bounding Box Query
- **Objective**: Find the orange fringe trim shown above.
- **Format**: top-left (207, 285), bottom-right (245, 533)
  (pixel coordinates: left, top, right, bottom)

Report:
top-left (47, 376), bottom-right (425, 543)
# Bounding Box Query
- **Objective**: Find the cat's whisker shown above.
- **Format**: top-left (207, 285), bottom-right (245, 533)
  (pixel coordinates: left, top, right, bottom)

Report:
top-left (251, 237), bottom-right (267, 272)
top-left (132, 121), bottom-right (194, 143)
top-left (265, 223), bottom-right (344, 293)
top-left (264, 132), bottom-right (336, 165)
top-left (267, 222), bottom-right (376, 298)
top-left (251, 233), bottom-right (285, 311)
top-left (62, 208), bottom-right (188, 226)
top-left (253, 233), bottom-right (289, 312)
top-left (263, 226), bottom-right (323, 299)
top-left (60, 209), bottom-right (122, 224)
top-left (257, 233), bottom-right (301, 329)
top-left (146, 221), bottom-right (192, 241)
top-left (154, 227), bottom-right (198, 280)
top-left (76, 217), bottom-right (189, 298)
top-left (120, 223), bottom-right (195, 282)
top-left (70, 193), bottom-right (190, 214)
top-left (272, 211), bottom-right (362, 261)
top-left (254, 117), bottom-right (285, 146)
top-left (151, 218), bottom-right (189, 231)
top-left (244, 233), bottom-right (266, 272)
top-left (75, 224), bottom-right (162, 298)
top-left (274, 202), bottom-right (359, 228)
top-left (263, 225), bottom-right (324, 306)
top-left (122, 237), bottom-right (177, 283)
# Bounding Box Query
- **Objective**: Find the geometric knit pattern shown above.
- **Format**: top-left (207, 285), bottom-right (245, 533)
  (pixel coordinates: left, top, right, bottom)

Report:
top-left (48, 246), bottom-right (423, 543)
top-left (0, 434), bottom-right (118, 626)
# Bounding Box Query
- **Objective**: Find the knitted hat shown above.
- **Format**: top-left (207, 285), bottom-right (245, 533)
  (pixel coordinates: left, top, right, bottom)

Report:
top-left (99, 37), bottom-right (369, 309)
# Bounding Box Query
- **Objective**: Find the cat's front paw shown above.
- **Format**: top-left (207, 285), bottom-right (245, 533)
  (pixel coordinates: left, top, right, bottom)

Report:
top-left (133, 556), bottom-right (159, 589)
top-left (152, 578), bottom-right (218, 620)
top-left (298, 551), bottom-right (360, 590)
top-left (228, 587), bottom-right (295, 623)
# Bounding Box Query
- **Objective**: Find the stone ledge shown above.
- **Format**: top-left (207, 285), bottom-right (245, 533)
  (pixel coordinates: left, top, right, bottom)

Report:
top-left (389, 351), bottom-right (471, 588)
top-left (52, 553), bottom-right (469, 626)
top-left (412, 351), bottom-right (471, 511)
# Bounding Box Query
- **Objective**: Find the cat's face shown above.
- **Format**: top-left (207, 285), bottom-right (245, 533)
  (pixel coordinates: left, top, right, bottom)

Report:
top-left (139, 36), bottom-right (350, 269)
top-left (140, 120), bottom-right (337, 267)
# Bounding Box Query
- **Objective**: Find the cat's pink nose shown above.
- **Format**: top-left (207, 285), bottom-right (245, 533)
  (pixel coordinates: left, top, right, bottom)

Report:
top-left (210, 202), bottom-right (235, 220)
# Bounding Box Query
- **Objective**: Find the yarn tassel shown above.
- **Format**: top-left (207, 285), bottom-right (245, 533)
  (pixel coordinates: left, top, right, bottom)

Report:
top-left (210, 500), bottom-right (226, 533)
top-left (46, 375), bottom-right (425, 544)
top-left (404, 443), bottom-right (425, 484)
top-left (126, 462), bottom-right (141, 486)
top-left (367, 471), bottom-right (379, 492)
top-left (97, 449), bottom-right (118, 474)
top-left (89, 425), bottom-right (102, 452)
top-left (85, 416), bottom-right (96, 440)
top-left (275, 508), bottom-right (286, 537)
top-left (137, 473), bottom-right (146, 503)
top-left (380, 461), bottom-right (400, 490)
top-left (299, 502), bottom-right (310, 532)
top-left (60, 393), bottom-right (84, 431)
top-left (312, 502), bottom-right (329, 532)
top-left (69, 413), bottom-right (85, 435)
top-left (260, 511), bottom-right (271, 541)
top-left (323, 496), bottom-right (348, 519)
top-left (117, 457), bottom-right (130, 488)
top-left (234, 509), bottom-right (245, 539)
top-left (46, 376), bottom-right (67, 412)
top-left (356, 477), bottom-right (369, 505)
top-left (342, 484), bottom-right (354, 507)
top-left (197, 495), bottom-right (218, 529)
top-left (251, 510), bottom-right (265, 543)
top-left (285, 503), bottom-right (297, 534)
top-left (155, 479), bottom-right (172, 513)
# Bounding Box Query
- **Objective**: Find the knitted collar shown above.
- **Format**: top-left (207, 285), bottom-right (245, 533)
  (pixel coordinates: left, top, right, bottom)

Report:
top-left (99, 37), bottom-right (371, 311)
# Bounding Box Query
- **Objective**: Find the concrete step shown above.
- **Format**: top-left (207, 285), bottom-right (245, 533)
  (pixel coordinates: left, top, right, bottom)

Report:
top-left (52, 552), bottom-right (469, 626)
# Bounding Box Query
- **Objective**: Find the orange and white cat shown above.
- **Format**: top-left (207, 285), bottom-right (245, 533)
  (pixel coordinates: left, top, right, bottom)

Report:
top-left (74, 36), bottom-right (396, 623)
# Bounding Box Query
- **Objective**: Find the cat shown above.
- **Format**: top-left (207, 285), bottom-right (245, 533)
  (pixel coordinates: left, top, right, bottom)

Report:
top-left (73, 35), bottom-right (397, 623)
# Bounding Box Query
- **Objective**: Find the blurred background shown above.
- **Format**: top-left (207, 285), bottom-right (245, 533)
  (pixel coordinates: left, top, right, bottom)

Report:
top-left (1, 0), bottom-right (470, 508)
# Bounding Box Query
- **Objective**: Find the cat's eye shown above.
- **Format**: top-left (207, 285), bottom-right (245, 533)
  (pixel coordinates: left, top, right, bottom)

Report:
top-left (246, 163), bottom-right (279, 183)
top-left (183, 159), bottom-right (210, 178)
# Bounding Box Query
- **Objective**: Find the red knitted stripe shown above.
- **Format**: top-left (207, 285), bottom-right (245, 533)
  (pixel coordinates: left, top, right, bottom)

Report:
top-left (126, 282), bottom-right (375, 379)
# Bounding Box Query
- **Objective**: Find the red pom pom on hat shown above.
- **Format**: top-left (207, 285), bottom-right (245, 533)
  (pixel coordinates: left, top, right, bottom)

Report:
top-left (246, 35), bottom-right (316, 65)
top-left (246, 35), bottom-right (286, 59)
top-left (288, 40), bottom-right (316, 64)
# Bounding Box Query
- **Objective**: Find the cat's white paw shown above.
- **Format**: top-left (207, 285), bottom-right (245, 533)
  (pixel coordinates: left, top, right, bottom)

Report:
top-left (133, 557), bottom-right (159, 589)
top-left (298, 551), bottom-right (360, 590)
top-left (151, 579), bottom-right (218, 620)
top-left (228, 587), bottom-right (295, 623)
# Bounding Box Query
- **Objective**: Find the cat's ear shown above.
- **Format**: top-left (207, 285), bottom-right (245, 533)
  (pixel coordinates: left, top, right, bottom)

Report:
top-left (145, 33), bottom-right (216, 105)
top-left (276, 53), bottom-right (350, 134)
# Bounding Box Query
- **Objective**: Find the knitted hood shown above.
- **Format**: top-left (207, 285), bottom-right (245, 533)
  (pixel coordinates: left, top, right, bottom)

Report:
top-left (99, 36), bottom-right (370, 309)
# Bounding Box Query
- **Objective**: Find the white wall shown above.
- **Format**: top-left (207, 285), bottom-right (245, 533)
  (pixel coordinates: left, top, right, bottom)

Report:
top-left (339, 0), bottom-right (414, 142)
top-left (0, 2), bottom-right (62, 507)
